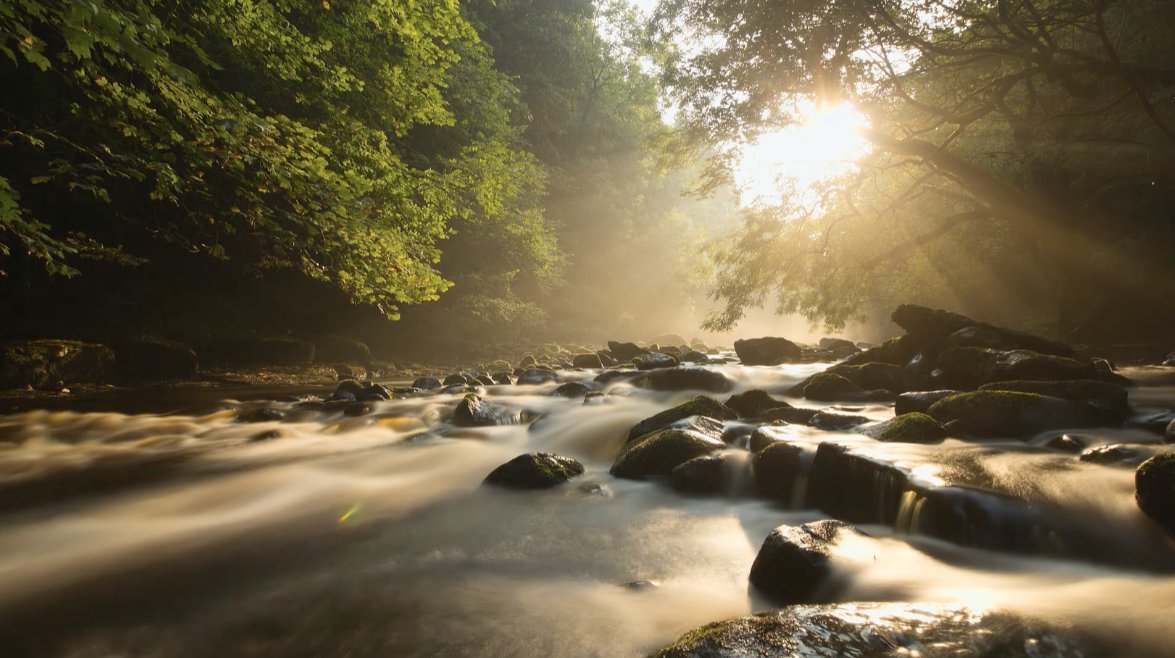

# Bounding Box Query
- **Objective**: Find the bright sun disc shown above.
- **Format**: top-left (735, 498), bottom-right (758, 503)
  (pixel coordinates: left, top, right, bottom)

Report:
top-left (733, 101), bottom-right (871, 207)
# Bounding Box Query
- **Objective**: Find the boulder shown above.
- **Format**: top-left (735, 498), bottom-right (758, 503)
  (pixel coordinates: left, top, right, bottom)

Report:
top-left (818, 337), bottom-right (858, 359)
top-left (807, 411), bottom-right (869, 432)
top-left (652, 602), bottom-right (1100, 658)
top-left (484, 453), bottom-right (584, 489)
top-left (202, 335), bottom-right (314, 366)
top-left (312, 335), bottom-right (371, 363)
top-left (330, 380), bottom-right (390, 402)
top-left (977, 379), bottom-right (1129, 423)
top-left (110, 336), bottom-right (198, 381)
top-left (733, 337), bottom-right (802, 365)
top-left (670, 454), bottom-right (733, 496)
top-left (748, 426), bottom-right (786, 453)
top-left (827, 362), bottom-right (911, 392)
top-left (571, 353), bottom-right (604, 369)
top-left (629, 416), bottom-right (725, 447)
top-left (891, 304), bottom-right (1076, 357)
top-left (343, 402), bottom-right (372, 417)
top-left (937, 348), bottom-right (1096, 389)
top-left (0, 339), bottom-right (116, 389)
top-left (1136, 453), bottom-right (1175, 536)
top-left (1045, 434), bottom-right (1087, 452)
top-left (553, 382), bottom-right (592, 398)
top-left (443, 373), bottom-right (471, 386)
top-left (626, 396), bottom-right (736, 442)
top-left (491, 372), bottom-right (513, 385)
top-left (800, 372), bottom-right (868, 401)
top-left (808, 443), bottom-right (908, 524)
top-left (1079, 444), bottom-right (1147, 466)
top-left (610, 428), bottom-right (725, 479)
top-left (895, 390), bottom-right (960, 415)
top-left (633, 352), bottom-right (679, 370)
top-left (607, 341), bottom-right (647, 362)
top-left (633, 366), bottom-right (734, 392)
top-left (840, 335), bottom-right (919, 367)
top-left (474, 375), bottom-right (495, 386)
top-left (749, 520), bottom-right (861, 605)
top-left (863, 413), bottom-right (947, 443)
top-left (411, 376), bottom-right (442, 390)
top-left (519, 354), bottom-right (538, 368)
top-left (752, 442), bottom-right (803, 500)
top-left (927, 391), bottom-right (1101, 438)
top-left (238, 407), bottom-right (283, 423)
top-left (762, 406), bottom-right (821, 425)
top-left (453, 394), bottom-right (536, 427)
top-left (593, 369), bottom-right (641, 385)
top-left (516, 368), bottom-right (559, 385)
top-left (723, 389), bottom-right (791, 418)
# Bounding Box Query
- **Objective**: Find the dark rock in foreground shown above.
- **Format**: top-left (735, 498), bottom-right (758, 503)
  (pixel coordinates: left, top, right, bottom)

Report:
top-left (652, 602), bottom-right (1104, 658)
top-left (670, 454), bottom-right (736, 496)
top-left (751, 442), bottom-right (803, 500)
top-left (733, 336), bottom-right (802, 365)
top-left (1136, 453), bottom-right (1175, 536)
top-left (627, 395), bottom-right (736, 443)
top-left (610, 427), bottom-right (724, 479)
top-left (749, 520), bottom-right (861, 605)
top-left (0, 339), bottom-right (116, 389)
top-left (484, 453), bottom-right (584, 489)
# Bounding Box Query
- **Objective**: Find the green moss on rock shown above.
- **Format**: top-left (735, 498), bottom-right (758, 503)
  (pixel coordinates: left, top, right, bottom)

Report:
top-left (1136, 452), bottom-right (1175, 536)
top-left (864, 412), bottom-right (947, 443)
top-left (627, 395), bottom-right (736, 442)
top-left (927, 390), bottom-right (1099, 438)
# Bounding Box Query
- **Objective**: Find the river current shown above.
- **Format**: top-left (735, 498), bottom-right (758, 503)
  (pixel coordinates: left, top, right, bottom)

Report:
top-left (0, 362), bottom-right (1172, 656)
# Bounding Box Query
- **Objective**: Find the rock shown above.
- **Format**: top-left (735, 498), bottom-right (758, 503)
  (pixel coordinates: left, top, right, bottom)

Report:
top-left (491, 372), bottom-right (513, 385)
top-left (937, 348), bottom-right (1096, 389)
top-left (808, 443), bottom-right (908, 524)
top-left (1136, 453), bottom-right (1175, 536)
top-left (652, 602), bottom-right (1101, 658)
top-left (1165, 351), bottom-right (1175, 367)
top-left (927, 391), bottom-right (1101, 438)
top-left (443, 373), bottom-right (471, 386)
top-left (1079, 444), bottom-right (1147, 466)
top-left (800, 372), bottom-right (868, 401)
top-left (110, 336), bottom-right (198, 381)
top-left (630, 416), bottom-right (725, 448)
top-left (312, 335), bottom-right (371, 363)
top-left (723, 389), bottom-right (791, 418)
top-left (978, 379), bottom-right (1129, 423)
top-left (680, 350), bottom-right (709, 363)
top-left (626, 395), bottom-right (736, 442)
top-left (840, 335), bottom-right (919, 367)
top-left (593, 369), bottom-right (641, 385)
top-left (733, 337), bottom-right (802, 365)
top-left (343, 402), bottom-right (372, 417)
top-left (238, 407), bottom-right (283, 423)
top-left (0, 339), bottom-right (116, 390)
top-left (610, 427), bottom-right (725, 479)
top-left (749, 520), bottom-right (861, 605)
top-left (572, 353), bottom-right (603, 369)
top-left (484, 453), bottom-right (584, 489)
top-left (411, 376), bottom-right (442, 390)
top-left (519, 354), bottom-right (538, 368)
top-left (516, 368), bottom-right (559, 385)
top-left (891, 304), bottom-right (1076, 357)
top-left (1167, 418), bottom-right (1175, 443)
top-left (553, 381), bottom-right (591, 398)
top-left (818, 337), bottom-right (858, 359)
top-left (1045, 434), bottom-right (1087, 452)
top-left (443, 383), bottom-right (484, 396)
top-left (752, 442), bottom-right (803, 500)
top-left (670, 454), bottom-right (733, 495)
top-left (827, 362), bottom-right (911, 392)
top-left (330, 380), bottom-right (389, 402)
top-left (474, 375), bottom-right (495, 386)
top-left (202, 335), bottom-right (314, 366)
top-left (863, 413), bottom-right (947, 443)
top-left (748, 426), bottom-right (786, 453)
top-left (1128, 411), bottom-right (1175, 436)
top-left (650, 333), bottom-right (688, 348)
top-left (895, 390), bottom-right (960, 415)
top-left (762, 406), bottom-right (821, 425)
top-left (606, 341), bottom-right (647, 362)
top-left (633, 366), bottom-right (734, 392)
top-left (633, 352), bottom-right (679, 370)
top-left (453, 394), bottom-right (535, 427)
top-left (807, 411), bottom-right (869, 431)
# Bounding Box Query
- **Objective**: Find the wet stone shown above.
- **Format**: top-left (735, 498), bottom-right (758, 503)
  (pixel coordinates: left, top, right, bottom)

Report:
top-left (411, 377), bottom-right (442, 391)
top-left (749, 520), bottom-right (862, 605)
top-left (1078, 444), bottom-right (1148, 466)
top-left (483, 452), bottom-right (584, 489)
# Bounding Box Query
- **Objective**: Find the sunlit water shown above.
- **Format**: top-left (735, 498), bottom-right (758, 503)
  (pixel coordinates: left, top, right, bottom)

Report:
top-left (0, 364), bottom-right (1172, 656)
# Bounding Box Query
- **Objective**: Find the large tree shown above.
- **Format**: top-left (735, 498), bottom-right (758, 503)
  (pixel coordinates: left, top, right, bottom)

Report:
top-left (655, 0), bottom-right (1175, 339)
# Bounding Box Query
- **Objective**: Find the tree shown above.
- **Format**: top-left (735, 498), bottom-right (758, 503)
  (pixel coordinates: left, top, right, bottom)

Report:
top-left (655, 0), bottom-right (1175, 338)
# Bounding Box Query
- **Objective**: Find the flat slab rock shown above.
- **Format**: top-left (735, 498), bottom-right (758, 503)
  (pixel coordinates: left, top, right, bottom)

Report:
top-left (652, 602), bottom-right (1104, 658)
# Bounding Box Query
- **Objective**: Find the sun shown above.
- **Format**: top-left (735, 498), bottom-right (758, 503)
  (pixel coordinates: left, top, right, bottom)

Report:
top-left (733, 101), bottom-right (872, 207)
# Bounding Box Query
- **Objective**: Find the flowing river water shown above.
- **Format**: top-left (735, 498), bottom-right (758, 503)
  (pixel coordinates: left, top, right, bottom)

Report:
top-left (0, 362), bottom-right (1173, 656)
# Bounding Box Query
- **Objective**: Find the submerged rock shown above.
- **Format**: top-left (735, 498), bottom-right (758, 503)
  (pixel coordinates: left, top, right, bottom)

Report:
top-left (723, 389), bottom-right (791, 418)
top-left (483, 453), bottom-right (584, 489)
top-left (762, 406), bottom-right (821, 425)
top-left (927, 390), bottom-right (1100, 438)
top-left (1168, 418), bottom-right (1175, 443)
top-left (633, 366), bottom-right (735, 392)
top-left (652, 602), bottom-right (1103, 658)
top-left (626, 395), bottom-right (736, 443)
top-left (610, 428), bottom-right (725, 479)
top-left (749, 520), bottom-right (861, 605)
top-left (807, 411), bottom-right (870, 431)
top-left (1045, 433), bottom-right (1087, 452)
top-left (863, 412), bottom-right (947, 443)
top-left (733, 336), bottom-right (802, 365)
top-left (1136, 453), bottom-right (1175, 536)
top-left (1079, 444), bottom-right (1147, 466)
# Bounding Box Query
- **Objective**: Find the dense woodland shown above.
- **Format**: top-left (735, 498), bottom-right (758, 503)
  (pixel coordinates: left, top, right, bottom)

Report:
top-left (0, 0), bottom-right (1172, 357)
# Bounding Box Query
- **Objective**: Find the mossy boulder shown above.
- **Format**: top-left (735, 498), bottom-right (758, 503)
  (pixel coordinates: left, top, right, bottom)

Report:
top-left (840, 335), bottom-right (919, 367)
top-left (606, 340), bottom-right (647, 362)
top-left (453, 394), bottom-right (536, 427)
top-left (800, 372), bottom-right (868, 401)
top-left (895, 389), bottom-right (960, 415)
top-left (828, 362), bottom-right (911, 392)
top-left (733, 336), bottom-right (802, 365)
top-left (670, 454), bottom-right (735, 496)
top-left (892, 304), bottom-right (1077, 357)
top-left (807, 411), bottom-right (870, 432)
top-left (977, 379), bottom-right (1129, 423)
top-left (937, 348), bottom-right (1096, 389)
top-left (724, 389), bottom-right (791, 418)
top-left (110, 336), bottom-right (198, 381)
top-left (1135, 453), bottom-right (1175, 536)
top-left (553, 381), bottom-right (592, 398)
top-left (484, 453), bottom-right (584, 489)
top-left (927, 390), bottom-right (1100, 438)
top-left (626, 395), bottom-right (736, 442)
top-left (0, 339), bottom-right (116, 389)
top-left (610, 428), bottom-right (725, 479)
top-left (411, 376), bottom-right (442, 390)
top-left (571, 352), bottom-right (604, 369)
top-left (863, 413), bottom-right (948, 443)
top-left (633, 366), bottom-right (735, 392)
top-left (749, 520), bottom-right (861, 605)
top-left (752, 442), bottom-right (803, 500)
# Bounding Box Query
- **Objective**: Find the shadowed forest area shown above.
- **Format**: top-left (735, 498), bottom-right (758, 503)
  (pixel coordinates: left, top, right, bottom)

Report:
top-left (0, 0), bottom-right (1172, 362)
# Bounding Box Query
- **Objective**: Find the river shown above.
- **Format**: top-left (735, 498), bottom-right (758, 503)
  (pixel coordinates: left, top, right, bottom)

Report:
top-left (0, 361), bottom-right (1172, 656)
